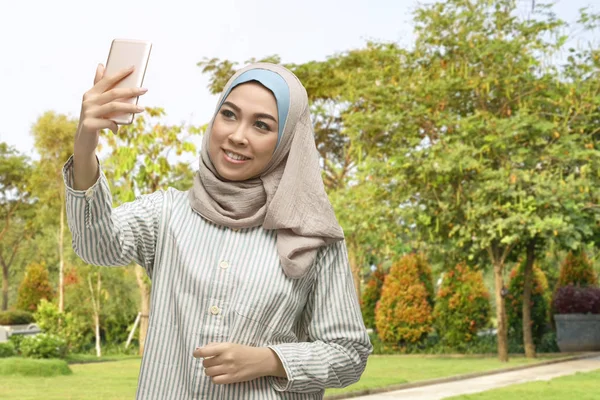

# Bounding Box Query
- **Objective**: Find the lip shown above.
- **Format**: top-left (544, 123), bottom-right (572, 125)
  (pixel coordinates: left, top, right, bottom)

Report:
top-left (222, 148), bottom-right (251, 164)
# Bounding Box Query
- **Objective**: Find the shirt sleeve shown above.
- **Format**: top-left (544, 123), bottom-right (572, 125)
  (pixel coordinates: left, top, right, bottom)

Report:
top-left (267, 240), bottom-right (373, 393)
top-left (62, 155), bottom-right (164, 277)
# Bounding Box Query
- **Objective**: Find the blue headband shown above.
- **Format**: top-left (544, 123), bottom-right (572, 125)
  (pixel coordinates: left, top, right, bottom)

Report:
top-left (218, 69), bottom-right (290, 148)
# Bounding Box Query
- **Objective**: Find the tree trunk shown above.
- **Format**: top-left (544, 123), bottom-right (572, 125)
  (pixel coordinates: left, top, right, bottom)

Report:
top-left (1, 239), bottom-right (22, 311)
top-left (493, 263), bottom-right (509, 362)
top-left (58, 203), bottom-right (65, 313)
top-left (135, 264), bottom-right (151, 356)
top-left (1, 259), bottom-right (8, 311)
top-left (347, 241), bottom-right (362, 301)
top-left (88, 272), bottom-right (102, 358)
top-left (522, 240), bottom-right (537, 358)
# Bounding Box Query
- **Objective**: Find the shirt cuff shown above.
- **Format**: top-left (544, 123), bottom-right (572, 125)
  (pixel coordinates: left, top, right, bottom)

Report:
top-left (266, 345), bottom-right (295, 392)
top-left (62, 154), bottom-right (102, 200)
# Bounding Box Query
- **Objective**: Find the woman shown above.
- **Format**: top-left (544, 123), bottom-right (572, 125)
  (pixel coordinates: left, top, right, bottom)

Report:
top-left (65, 62), bottom-right (372, 399)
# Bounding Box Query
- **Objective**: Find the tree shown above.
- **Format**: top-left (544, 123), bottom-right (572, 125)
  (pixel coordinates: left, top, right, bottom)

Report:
top-left (434, 263), bottom-right (491, 348)
top-left (360, 266), bottom-right (386, 330)
top-left (16, 261), bottom-right (54, 312)
top-left (30, 112), bottom-right (79, 313)
top-left (0, 143), bottom-right (33, 310)
top-left (375, 253), bottom-right (434, 345)
top-left (101, 107), bottom-right (200, 355)
top-left (339, 0), bottom-right (600, 361)
top-left (506, 259), bottom-right (550, 349)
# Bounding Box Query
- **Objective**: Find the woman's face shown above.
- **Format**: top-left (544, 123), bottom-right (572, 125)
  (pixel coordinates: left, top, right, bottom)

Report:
top-left (208, 82), bottom-right (279, 181)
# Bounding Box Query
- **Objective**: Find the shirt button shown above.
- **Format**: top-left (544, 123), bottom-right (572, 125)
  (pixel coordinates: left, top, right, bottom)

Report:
top-left (219, 261), bottom-right (229, 270)
top-left (210, 306), bottom-right (221, 315)
top-left (85, 187), bottom-right (94, 199)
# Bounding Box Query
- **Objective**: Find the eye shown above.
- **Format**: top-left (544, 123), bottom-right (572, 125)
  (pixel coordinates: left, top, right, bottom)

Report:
top-left (220, 109), bottom-right (236, 119)
top-left (254, 120), bottom-right (271, 131)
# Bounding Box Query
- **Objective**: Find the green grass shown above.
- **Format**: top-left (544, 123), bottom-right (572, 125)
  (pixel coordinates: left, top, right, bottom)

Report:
top-left (0, 357), bottom-right (72, 377)
top-left (324, 354), bottom-right (562, 396)
top-left (0, 354), bottom-right (564, 399)
top-left (448, 369), bottom-right (600, 400)
top-left (66, 353), bottom-right (141, 364)
top-left (1, 358), bottom-right (140, 400)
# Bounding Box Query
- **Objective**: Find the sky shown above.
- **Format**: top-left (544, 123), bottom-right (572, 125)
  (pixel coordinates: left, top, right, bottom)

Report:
top-left (0, 0), bottom-right (596, 159)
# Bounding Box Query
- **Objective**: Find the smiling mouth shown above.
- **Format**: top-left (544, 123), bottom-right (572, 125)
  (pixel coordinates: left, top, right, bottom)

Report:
top-left (223, 149), bottom-right (251, 162)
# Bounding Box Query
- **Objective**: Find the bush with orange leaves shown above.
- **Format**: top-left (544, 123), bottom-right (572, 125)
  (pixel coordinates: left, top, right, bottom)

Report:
top-left (433, 263), bottom-right (491, 348)
top-left (375, 253), bottom-right (434, 345)
top-left (361, 266), bottom-right (386, 330)
top-left (557, 250), bottom-right (597, 288)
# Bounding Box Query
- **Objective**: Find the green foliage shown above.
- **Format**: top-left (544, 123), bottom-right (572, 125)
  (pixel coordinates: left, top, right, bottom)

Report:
top-left (506, 261), bottom-right (550, 345)
top-left (433, 263), bottom-right (491, 347)
top-left (20, 333), bottom-right (68, 359)
top-left (16, 261), bottom-right (53, 312)
top-left (102, 107), bottom-right (201, 201)
top-left (0, 341), bottom-right (16, 358)
top-left (375, 253), bottom-right (434, 345)
top-left (0, 357), bottom-right (72, 376)
top-left (361, 267), bottom-right (386, 329)
top-left (557, 250), bottom-right (598, 288)
top-left (34, 299), bottom-right (90, 353)
top-left (8, 334), bottom-right (24, 354)
top-left (0, 310), bottom-right (34, 325)
top-left (0, 142), bottom-right (34, 311)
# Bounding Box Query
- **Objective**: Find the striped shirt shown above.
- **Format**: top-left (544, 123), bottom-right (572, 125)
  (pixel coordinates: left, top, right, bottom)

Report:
top-left (63, 156), bottom-right (372, 399)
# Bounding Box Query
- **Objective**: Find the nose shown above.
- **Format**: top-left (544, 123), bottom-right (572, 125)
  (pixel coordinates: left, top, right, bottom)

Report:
top-left (228, 123), bottom-right (248, 146)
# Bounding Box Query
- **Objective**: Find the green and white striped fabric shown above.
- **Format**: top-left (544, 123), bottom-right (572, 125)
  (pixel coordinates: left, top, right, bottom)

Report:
top-left (63, 156), bottom-right (372, 399)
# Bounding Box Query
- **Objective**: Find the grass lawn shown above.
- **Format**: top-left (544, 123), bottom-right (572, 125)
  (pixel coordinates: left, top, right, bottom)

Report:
top-left (448, 369), bottom-right (600, 400)
top-left (0, 354), bottom-right (564, 399)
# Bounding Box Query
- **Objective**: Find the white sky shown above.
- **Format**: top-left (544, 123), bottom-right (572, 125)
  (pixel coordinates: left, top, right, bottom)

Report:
top-left (0, 0), bottom-right (596, 158)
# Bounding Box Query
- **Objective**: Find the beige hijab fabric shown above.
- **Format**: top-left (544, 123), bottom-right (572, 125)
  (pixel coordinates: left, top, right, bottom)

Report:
top-left (188, 63), bottom-right (344, 279)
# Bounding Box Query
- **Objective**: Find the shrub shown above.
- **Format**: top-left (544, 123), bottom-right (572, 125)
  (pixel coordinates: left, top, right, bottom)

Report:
top-left (34, 299), bottom-right (90, 353)
top-left (0, 342), bottom-right (16, 358)
top-left (552, 285), bottom-right (600, 314)
top-left (433, 263), bottom-right (491, 348)
top-left (375, 253), bottom-right (434, 345)
top-left (8, 334), bottom-right (24, 354)
top-left (506, 261), bottom-right (550, 345)
top-left (557, 250), bottom-right (597, 288)
top-left (361, 266), bottom-right (386, 330)
top-left (0, 357), bottom-right (72, 377)
top-left (20, 333), bottom-right (68, 359)
top-left (16, 261), bottom-right (54, 312)
top-left (0, 310), bottom-right (34, 325)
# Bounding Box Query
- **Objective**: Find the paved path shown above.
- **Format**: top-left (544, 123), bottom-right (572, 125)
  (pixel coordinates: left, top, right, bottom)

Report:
top-left (348, 355), bottom-right (600, 400)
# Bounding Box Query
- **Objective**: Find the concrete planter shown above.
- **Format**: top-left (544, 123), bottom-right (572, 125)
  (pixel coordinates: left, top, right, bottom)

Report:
top-left (554, 314), bottom-right (600, 352)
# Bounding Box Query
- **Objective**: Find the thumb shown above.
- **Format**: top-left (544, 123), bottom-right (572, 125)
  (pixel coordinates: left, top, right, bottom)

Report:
top-left (94, 63), bottom-right (105, 85)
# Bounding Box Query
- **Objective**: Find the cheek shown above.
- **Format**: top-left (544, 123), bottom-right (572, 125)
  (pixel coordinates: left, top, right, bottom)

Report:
top-left (253, 135), bottom-right (278, 162)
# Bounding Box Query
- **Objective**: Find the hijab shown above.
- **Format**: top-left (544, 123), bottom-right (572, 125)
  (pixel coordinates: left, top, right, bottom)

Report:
top-left (188, 63), bottom-right (344, 279)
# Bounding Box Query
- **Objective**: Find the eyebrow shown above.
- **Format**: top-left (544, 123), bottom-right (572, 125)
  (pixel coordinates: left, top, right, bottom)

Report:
top-left (222, 101), bottom-right (278, 123)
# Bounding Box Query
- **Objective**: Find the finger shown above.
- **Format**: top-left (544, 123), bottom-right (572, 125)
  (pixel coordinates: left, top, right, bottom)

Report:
top-left (193, 343), bottom-right (225, 359)
top-left (92, 65), bottom-right (135, 94)
top-left (93, 64), bottom-right (105, 85)
top-left (96, 87), bottom-right (148, 106)
top-left (88, 102), bottom-right (144, 119)
top-left (202, 355), bottom-right (223, 369)
top-left (212, 374), bottom-right (241, 385)
top-left (204, 365), bottom-right (227, 377)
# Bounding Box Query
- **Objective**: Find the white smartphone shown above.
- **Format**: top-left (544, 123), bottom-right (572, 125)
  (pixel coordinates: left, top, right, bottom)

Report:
top-left (104, 39), bottom-right (152, 125)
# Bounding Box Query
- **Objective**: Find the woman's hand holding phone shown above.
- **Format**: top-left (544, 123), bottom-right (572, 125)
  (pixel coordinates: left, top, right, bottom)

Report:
top-left (72, 64), bottom-right (147, 190)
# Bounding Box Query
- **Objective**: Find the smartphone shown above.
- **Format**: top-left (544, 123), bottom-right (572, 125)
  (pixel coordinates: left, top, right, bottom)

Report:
top-left (104, 39), bottom-right (152, 125)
